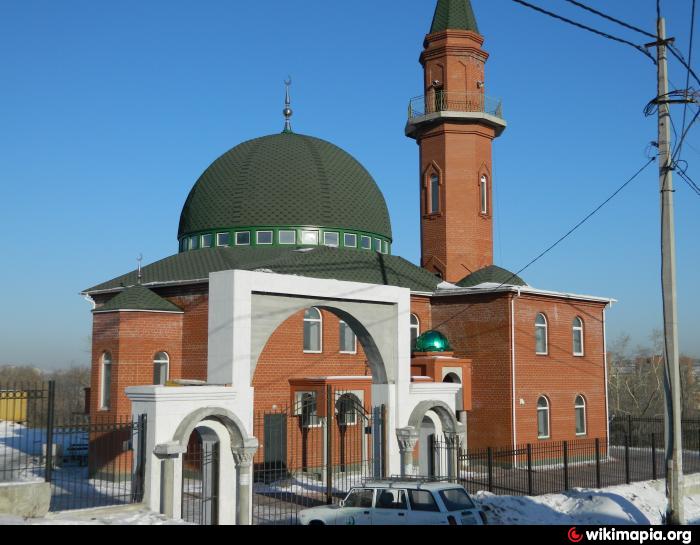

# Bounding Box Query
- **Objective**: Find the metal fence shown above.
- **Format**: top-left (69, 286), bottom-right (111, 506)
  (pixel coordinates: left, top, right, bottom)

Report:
top-left (447, 416), bottom-right (700, 497)
top-left (0, 381), bottom-right (146, 512)
top-left (408, 92), bottom-right (504, 120)
top-left (252, 387), bottom-right (386, 525)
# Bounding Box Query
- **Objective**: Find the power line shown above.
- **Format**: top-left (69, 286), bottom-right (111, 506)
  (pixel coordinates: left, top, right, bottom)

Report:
top-left (433, 158), bottom-right (656, 329)
top-left (677, 0), bottom-right (697, 162)
top-left (563, 0), bottom-right (656, 39)
top-left (677, 168), bottom-right (700, 195)
top-left (510, 0), bottom-right (657, 62)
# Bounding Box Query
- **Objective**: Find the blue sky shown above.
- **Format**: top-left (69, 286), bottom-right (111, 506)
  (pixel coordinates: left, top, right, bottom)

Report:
top-left (0, 0), bottom-right (698, 369)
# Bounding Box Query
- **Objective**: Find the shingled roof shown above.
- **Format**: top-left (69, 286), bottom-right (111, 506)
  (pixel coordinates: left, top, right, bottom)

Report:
top-left (84, 246), bottom-right (442, 295)
top-left (93, 284), bottom-right (183, 313)
top-left (430, 0), bottom-right (480, 34)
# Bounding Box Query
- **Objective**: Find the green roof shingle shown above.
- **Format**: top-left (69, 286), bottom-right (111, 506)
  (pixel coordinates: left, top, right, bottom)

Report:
top-left (94, 284), bottom-right (183, 313)
top-left (430, 0), bottom-right (480, 33)
top-left (456, 265), bottom-right (527, 288)
top-left (84, 246), bottom-right (441, 295)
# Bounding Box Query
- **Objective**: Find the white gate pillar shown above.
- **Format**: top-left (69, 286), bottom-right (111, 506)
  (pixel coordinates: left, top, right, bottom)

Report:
top-left (154, 442), bottom-right (187, 520)
top-left (232, 438), bottom-right (259, 526)
top-left (396, 427), bottom-right (420, 477)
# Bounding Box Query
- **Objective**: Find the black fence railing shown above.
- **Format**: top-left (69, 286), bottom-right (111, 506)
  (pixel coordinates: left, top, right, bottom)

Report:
top-left (449, 416), bottom-right (700, 497)
top-left (0, 381), bottom-right (146, 512)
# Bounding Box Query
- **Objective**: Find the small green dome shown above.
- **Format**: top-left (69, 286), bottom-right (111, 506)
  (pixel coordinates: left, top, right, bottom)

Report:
top-left (457, 265), bottom-right (527, 288)
top-left (414, 330), bottom-right (453, 353)
top-left (178, 133), bottom-right (392, 243)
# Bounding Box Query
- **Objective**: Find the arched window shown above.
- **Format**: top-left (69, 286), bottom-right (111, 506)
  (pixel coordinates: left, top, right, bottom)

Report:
top-left (339, 320), bottom-right (357, 354)
top-left (480, 175), bottom-right (488, 215)
top-left (575, 395), bottom-right (587, 436)
top-left (537, 396), bottom-right (551, 439)
top-left (100, 352), bottom-right (112, 410)
top-left (153, 352), bottom-right (169, 385)
top-left (410, 314), bottom-right (421, 351)
top-left (535, 314), bottom-right (548, 355)
top-left (573, 317), bottom-right (584, 356)
top-left (336, 393), bottom-right (361, 426)
top-left (430, 174), bottom-right (440, 214)
top-left (303, 308), bottom-right (322, 353)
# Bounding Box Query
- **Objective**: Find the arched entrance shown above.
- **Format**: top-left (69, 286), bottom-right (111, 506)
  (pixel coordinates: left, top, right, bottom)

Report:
top-left (182, 426), bottom-right (220, 525)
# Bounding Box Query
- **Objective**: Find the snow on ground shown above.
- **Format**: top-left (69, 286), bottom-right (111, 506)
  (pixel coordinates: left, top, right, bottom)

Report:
top-left (476, 481), bottom-right (700, 526)
top-left (0, 505), bottom-right (192, 525)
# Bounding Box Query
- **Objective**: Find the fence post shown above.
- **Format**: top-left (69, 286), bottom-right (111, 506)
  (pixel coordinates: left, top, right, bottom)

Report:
top-left (625, 433), bottom-right (631, 485)
top-left (595, 438), bottom-right (601, 489)
top-left (527, 444), bottom-right (533, 496)
top-left (563, 441), bottom-right (569, 491)
top-left (627, 414), bottom-right (633, 445)
top-left (325, 385), bottom-right (333, 505)
top-left (651, 433), bottom-right (657, 481)
top-left (44, 380), bottom-right (56, 483)
top-left (381, 404), bottom-right (387, 479)
top-left (487, 447), bottom-right (493, 493)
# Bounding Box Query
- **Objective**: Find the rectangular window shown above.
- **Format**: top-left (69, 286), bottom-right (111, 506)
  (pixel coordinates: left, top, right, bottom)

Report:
top-left (295, 391), bottom-right (321, 428)
top-left (339, 321), bottom-right (357, 354)
top-left (324, 232), bottom-right (340, 247)
top-left (383, 241), bottom-right (389, 254)
top-left (430, 174), bottom-right (440, 214)
top-left (576, 407), bottom-right (586, 436)
top-left (201, 234), bottom-right (213, 248)
top-left (535, 328), bottom-right (548, 355)
top-left (301, 230), bottom-right (319, 245)
top-left (538, 410), bottom-right (550, 439)
top-left (360, 236), bottom-right (372, 250)
top-left (257, 231), bottom-right (273, 245)
top-left (189, 236), bottom-right (199, 250)
top-left (279, 230), bottom-right (296, 245)
top-left (344, 489), bottom-right (374, 509)
top-left (480, 176), bottom-right (488, 215)
top-left (408, 489), bottom-right (440, 512)
top-left (376, 489), bottom-right (408, 510)
top-left (101, 365), bottom-right (111, 410)
top-left (216, 232), bottom-right (230, 247)
top-left (344, 233), bottom-right (357, 248)
top-left (374, 239), bottom-right (382, 252)
top-left (236, 232), bottom-right (251, 246)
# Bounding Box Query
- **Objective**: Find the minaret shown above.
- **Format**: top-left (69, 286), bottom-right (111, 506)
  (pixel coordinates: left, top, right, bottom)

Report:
top-left (406, 0), bottom-right (506, 283)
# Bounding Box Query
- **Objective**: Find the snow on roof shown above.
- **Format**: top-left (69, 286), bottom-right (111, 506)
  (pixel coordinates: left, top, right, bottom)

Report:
top-left (434, 282), bottom-right (615, 304)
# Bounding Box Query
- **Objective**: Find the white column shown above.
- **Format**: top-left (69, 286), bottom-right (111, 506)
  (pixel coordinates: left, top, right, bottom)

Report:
top-left (396, 427), bottom-right (420, 477)
top-left (232, 439), bottom-right (259, 526)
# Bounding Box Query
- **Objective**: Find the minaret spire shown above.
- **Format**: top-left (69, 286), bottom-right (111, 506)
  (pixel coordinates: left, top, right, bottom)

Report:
top-left (430, 0), bottom-right (479, 34)
top-left (282, 76), bottom-right (293, 134)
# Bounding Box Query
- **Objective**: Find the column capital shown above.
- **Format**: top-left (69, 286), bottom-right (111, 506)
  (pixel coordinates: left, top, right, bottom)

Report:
top-left (232, 438), bottom-right (259, 468)
top-left (396, 427), bottom-right (420, 452)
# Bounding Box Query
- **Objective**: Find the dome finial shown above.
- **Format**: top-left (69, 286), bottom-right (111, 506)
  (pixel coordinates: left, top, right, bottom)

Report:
top-left (282, 76), bottom-right (293, 134)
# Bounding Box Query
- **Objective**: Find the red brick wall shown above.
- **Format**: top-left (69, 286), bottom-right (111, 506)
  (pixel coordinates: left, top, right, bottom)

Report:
top-left (513, 295), bottom-right (608, 446)
top-left (431, 294), bottom-right (513, 449)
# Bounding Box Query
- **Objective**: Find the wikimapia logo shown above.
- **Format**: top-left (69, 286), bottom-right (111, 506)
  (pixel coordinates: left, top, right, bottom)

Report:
top-left (567, 527), bottom-right (693, 544)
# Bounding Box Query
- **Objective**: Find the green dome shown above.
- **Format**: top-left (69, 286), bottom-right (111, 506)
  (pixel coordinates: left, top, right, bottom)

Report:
top-left (178, 133), bottom-right (392, 244)
top-left (414, 330), bottom-right (453, 353)
top-left (457, 265), bottom-right (527, 288)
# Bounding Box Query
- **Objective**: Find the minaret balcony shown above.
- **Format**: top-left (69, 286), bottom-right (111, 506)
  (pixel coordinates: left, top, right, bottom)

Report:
top-left (406, 92), bottom-right (507, 138)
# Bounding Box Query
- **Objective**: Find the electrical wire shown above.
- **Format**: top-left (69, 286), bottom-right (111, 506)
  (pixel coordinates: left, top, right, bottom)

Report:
top-left (511, 0), bottom-right (657, 63)
top-left (677, 0), bottom-right (697, 163)
top-left (432, 158), bottom-right (656, 330)
top-left (563, 0), bottom-right (657, 39)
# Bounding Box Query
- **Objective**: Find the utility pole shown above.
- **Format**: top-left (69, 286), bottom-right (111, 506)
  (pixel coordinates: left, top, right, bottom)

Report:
top-left (647, 17), bottom-right (685, 526)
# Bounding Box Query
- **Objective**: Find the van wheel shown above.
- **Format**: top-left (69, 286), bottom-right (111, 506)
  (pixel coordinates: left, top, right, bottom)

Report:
top-left (308, 520), bottom-right (326, 526)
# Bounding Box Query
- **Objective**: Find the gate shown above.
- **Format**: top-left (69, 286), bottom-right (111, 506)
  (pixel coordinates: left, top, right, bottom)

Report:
top-left (253, 386), bottom-right (385, 525)
top-left (181, 427), bottom-right (220, 525)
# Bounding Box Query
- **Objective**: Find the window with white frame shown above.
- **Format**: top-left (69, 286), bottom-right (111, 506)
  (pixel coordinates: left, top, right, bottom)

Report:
top-left (537, 396), bottom-right (550, 439)
top-left (430, 174), bottom-right (440, 214)
top-left (279, 230), bottom-right (296, 245)
top-left (344, 233), bottom-right (357, 248)
top-left (201, 234), bottom-right (213, 248)
top-left (339, 320), bottom-right (357, 354)
top-left (301, 230), bottom-right (319, 245)
top-left (304, 307), bottom-right (322, 353)
top-left (535, 313), bottom-right (548, 355)
top-left (360, 236), bottom-right (372, 250)
top-left (575, 395), bottom-right (587, 436)
top-left (480, 175), bottom-right (488, 215)
top-left (410, 314), bottom-right (420, 351)
top-left (100, 352), bottom-right (112, 410)
top-left (236, 231), bottom-right (251, 246)
top-left (324, 232), bottom-right (340, 247)
top-left (295, 391), bottom-right (321, 427)
top-left (216, 232), bottom-right (230, 247)
top-left (336, 393), bottom-right (361, 426)
top-left (257, 231), bottom-right (273, 245)
top-left (573, 317), bottom-right (584, 356)
top-left (153, 352), bottom-right (169, 386)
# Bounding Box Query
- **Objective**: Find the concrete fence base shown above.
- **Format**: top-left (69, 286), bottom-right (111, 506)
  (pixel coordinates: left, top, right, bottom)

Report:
top-left (0, 481), bottom-right (51, 519)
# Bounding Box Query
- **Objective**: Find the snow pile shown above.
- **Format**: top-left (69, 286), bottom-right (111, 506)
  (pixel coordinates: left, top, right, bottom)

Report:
top-left (0, 506), bottom-right (191, 526)
top-left (477, 481), bottom-right (700, 525)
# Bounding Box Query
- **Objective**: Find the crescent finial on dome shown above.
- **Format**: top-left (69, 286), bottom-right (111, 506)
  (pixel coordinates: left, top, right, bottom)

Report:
top-left (282, 76), bottom-right (293, 134)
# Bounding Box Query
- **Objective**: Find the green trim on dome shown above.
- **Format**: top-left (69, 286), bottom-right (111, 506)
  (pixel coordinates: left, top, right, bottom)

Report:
top-left (178, 133), bottom-right (392, 243)
top-left (94, 285), bottom-right (183, 314)
top-left (456, 265), bottom-right (527, 288)
top-left (430, 0), bottom-right (480, 34)
top-left (414, 330), bottom-right (453, 353)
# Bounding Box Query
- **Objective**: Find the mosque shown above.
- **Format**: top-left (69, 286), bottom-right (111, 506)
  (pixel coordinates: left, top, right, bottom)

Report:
top-left (81, 0), bottom-right (612, 521)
